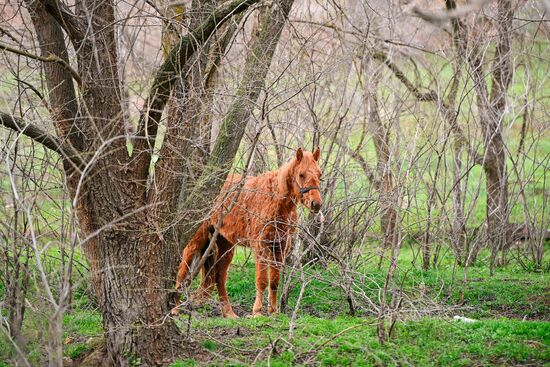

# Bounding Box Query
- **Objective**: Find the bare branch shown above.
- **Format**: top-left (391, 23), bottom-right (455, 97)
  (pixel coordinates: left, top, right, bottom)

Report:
top-left (372, 51), bottom-right (437, 102)
top-left (331, 137), bottom-right (378, 187)
top-left (24, 0), bottom-right (84, 153)
top-left (0, 42), bottom-right (81, 85)
top-left (0, 112), bottom-right (84, 169)
top-left (132, 0), bottom-right (261, 181)
top-left (371, 50), bottom-right (483, 165)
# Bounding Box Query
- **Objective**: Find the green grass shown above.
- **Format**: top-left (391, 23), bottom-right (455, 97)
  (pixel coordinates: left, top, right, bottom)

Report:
top-left (0, 244), bottom-right (548, 366)
top-left (171, 315), bottom-right (550, 366)
top-left (2, 244), bottom-right (547, 365)
top-left (218, 247), bottom-right (550, 320)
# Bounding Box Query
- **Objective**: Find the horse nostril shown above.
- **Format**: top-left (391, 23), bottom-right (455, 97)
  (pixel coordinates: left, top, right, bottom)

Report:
top-left (311, 201), bottom-right (321, 212)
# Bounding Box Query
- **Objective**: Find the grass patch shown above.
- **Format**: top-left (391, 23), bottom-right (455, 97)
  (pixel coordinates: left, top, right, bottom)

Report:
top-left (218, 247), bottom-right (550, 320)
top-left (173, 315), bottom-right (549, 366)
top-left (1, 244), bottom-right (548, 365)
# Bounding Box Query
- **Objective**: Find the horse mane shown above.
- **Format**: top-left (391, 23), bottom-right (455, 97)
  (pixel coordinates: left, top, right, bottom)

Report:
top-left (275, 158), bottom-right (297, 200)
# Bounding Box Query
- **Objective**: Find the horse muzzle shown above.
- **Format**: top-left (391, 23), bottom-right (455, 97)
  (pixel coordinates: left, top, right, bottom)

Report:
top-left (310, 200), bottom-right (322, 213)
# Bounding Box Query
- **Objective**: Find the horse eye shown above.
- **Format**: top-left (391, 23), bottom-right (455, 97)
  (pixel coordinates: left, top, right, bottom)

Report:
top-left (299, 173), bottom-right (305, 179)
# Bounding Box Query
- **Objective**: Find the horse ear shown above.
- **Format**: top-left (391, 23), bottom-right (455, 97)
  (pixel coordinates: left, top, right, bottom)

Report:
top-left (313, 147), bottom-right (320, 161)
top-left (296, 147), bottom-right (303, 161)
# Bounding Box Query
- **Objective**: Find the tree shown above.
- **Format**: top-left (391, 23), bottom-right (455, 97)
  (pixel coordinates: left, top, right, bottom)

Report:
top-left (0, 0), bottom-right (297, 363)
top-left (446, 0), bottom-right (514, 273)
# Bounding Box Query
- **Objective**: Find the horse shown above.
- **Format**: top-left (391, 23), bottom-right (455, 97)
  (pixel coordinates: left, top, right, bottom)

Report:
top-left (173, 147), bottom-right (322, 318)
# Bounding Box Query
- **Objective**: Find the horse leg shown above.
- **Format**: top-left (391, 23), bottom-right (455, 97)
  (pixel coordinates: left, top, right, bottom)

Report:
top-left (215, 236), bottom-right (237, 318)
top-left (252, 249), bottom-right (269, 316)
top-left (193, 259), bottom-right (216, 305)
top-left (172, 222), bottom-right (209, 315)
top-left (268, 249), bottom-right (284, 315)
top-left (194, 226), bottom-right (220, 304)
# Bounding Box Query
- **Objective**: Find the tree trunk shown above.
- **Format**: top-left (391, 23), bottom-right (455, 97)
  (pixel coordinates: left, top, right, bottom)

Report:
top-left (486, 0), bottom-right (513, 273)
top-left (445, 0), bottom-right (513, 274)
top-left (451, 141), bottom-right (467, 265)
top-left (31, 0), bottom-right (185, 362)
top-left (89, 222), bottom-right (181, 365)
top-left (364, 67), bottom-right (397, 270)
top-left (485, 138), bottom-right (509, 273)
top-left (5, 0), bottom-right (276, 363)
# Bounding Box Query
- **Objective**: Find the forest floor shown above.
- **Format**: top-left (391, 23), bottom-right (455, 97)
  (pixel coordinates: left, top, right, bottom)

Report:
top-left (2, 246), bottom-right (548, 366)
top-left (148, 246), bottom-right (550, 366)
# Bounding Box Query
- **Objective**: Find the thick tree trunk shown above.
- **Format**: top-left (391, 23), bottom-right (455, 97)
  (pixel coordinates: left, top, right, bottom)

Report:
top-left (10, 0), bottom-right (269, 364)
top-left (66, 0), bottom-right (183, 364)
top-left (89, 221), bottom-right (181, 365)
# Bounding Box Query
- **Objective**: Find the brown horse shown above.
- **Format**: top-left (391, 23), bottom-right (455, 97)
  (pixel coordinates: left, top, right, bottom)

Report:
top-left (174, 147), bottom-right (322, 318)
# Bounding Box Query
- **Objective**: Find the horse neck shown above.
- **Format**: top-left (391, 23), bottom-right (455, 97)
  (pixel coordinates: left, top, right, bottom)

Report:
top-left (273, 162), bottom-right (299, 216)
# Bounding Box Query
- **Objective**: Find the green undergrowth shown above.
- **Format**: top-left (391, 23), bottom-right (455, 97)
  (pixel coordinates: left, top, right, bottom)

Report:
top-left (221, 247), bottom-right (549, 320)
top-left (1, 245), bottom-right (548, 365)
top-left (171, 315), bottom-right (550, 366)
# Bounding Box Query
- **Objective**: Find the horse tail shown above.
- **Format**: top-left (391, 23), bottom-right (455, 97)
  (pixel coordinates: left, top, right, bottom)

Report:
top-left (200, 225), bottom-right (218, 285)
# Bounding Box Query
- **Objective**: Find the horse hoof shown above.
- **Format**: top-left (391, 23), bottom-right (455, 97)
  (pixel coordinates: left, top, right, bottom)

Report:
top-left (223, 311), bottom-right (239, 319)
top-left (249, 312), bottom-right (263, 318)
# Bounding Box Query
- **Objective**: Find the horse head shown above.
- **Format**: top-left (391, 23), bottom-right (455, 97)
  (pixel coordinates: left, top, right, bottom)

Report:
top-left (291, 147), bottom-right (323, 213)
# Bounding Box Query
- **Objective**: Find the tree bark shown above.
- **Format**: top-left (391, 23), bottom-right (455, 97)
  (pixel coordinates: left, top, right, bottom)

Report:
top-left (6, 0), bottom-right (288, 363)
top-left (445, 0), bottom-right (513, 274)
top-left (363, 63), bottom-right (397, 270)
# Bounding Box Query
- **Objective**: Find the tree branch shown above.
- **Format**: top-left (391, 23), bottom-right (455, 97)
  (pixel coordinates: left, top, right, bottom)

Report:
top-left (38, 0), bottom-right (85, 45)
top-left (0, 113), bottom-right (84, 169)
top-left (0, 42), bottom-right (81, 85)
top-left (372, 51), bottom-right (437, 102)
top-left (24, 0), bottom-right (85, 153)
top-left (371, 50), bottom-right (483, 165)
top-left (332, 137), bottom-right (378, 188)
top-left (132, 0), bottom-right (260, 181)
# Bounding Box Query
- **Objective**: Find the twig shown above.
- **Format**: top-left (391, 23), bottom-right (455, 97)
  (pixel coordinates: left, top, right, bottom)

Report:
top-left (288, 270), bottom-right (309, 341)
top-left (0, 42), bottom-right (82, 85)
top-left (0, 112), bottom-right (84, 169)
